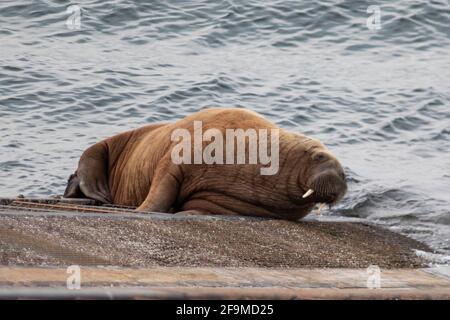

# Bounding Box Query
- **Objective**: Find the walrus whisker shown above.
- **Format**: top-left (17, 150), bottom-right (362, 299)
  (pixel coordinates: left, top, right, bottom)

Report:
top-left (302, 189), bottom-right (314, 198)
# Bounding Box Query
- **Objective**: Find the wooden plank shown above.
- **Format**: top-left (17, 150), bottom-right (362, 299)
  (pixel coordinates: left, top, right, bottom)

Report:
top-left (1, 267), bottom-right (449, 288)
top-left (0, 267), bottom-right (448, 300)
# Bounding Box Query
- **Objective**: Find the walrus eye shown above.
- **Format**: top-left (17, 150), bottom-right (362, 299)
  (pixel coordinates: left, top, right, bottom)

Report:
top-left (312, 153), bottom-right (327, 162)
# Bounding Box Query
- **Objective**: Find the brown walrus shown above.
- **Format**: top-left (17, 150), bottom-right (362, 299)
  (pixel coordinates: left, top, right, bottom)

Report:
top-left (64, 108), bottom-right (347, 220)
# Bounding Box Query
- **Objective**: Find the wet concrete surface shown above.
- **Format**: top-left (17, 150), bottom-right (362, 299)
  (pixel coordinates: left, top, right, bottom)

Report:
top-left (0, 206), bottom-right (430, 268)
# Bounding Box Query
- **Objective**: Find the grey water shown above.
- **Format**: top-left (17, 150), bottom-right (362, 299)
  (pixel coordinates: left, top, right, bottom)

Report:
top-left (0, 0), bottom-right (449, 257)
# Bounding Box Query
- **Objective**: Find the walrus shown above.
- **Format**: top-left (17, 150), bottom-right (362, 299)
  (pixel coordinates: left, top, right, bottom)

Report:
top-left (64, 108), bottom-right (347, 220)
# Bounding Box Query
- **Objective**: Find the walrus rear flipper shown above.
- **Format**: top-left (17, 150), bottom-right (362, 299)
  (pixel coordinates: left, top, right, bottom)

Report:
top-left (63, 172), bottom-right (83, 198)
top-left (69, 141), bottom-right (112, 204)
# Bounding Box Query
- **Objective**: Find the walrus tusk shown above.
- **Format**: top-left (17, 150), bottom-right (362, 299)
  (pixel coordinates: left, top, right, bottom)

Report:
top-left (316, 203), bottom-right (327, 215)
top-left (302, 189), bottom-right (314, 198)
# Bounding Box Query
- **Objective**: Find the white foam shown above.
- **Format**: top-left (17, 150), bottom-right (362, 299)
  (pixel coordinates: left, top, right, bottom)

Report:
top-left (414, 249), bottom-right (450, 267)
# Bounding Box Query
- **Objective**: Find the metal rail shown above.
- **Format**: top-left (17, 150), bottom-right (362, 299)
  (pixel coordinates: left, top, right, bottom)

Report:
top-left (0, 197), bottom-right (136, 214)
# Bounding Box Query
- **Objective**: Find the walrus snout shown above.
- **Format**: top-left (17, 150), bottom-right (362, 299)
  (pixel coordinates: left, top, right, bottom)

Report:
top-left (305, 169), bottom-right (347, 204)
top-left (303, 159), bottom-right (347, 204)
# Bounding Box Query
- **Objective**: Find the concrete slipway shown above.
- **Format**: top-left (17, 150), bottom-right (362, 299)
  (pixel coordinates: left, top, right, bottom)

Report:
top-left (0, 197), bottom-right (449, 299)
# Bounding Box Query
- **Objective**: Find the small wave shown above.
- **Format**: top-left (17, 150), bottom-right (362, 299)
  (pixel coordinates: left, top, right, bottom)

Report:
top-left (415, 250), bottom-right (450, 266)
top-left (383, 115), bottom-right (429, 132)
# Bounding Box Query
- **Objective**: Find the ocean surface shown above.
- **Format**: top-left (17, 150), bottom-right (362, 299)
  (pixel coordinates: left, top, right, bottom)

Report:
top-left (1, 0), bottom-right (449, 258)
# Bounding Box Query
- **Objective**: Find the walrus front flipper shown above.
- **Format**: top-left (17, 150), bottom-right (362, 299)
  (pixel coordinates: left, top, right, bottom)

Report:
top-left (75, 141), bottom-right (112, 204)
top-left (136, 157), bottom-right (182, 213)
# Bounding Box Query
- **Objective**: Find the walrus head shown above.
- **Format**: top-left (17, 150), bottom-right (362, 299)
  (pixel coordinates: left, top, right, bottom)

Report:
top-left (297, 142), bottom-right (347, 206)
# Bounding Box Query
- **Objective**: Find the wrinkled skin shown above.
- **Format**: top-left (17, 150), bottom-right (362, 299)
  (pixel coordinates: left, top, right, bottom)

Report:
top-left (64, 108), bottom-right (347, 220)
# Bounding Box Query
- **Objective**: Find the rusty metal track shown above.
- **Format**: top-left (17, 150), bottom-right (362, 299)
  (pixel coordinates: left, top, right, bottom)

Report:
top-left (0, 197), bottom-right (258, 221)
top-left (0, 197), bottom-right (137, 215)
